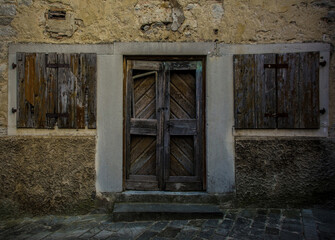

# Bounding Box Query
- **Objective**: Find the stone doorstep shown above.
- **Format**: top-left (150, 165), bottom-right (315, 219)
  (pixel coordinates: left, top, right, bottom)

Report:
top-left (113, 191), bottom-right (233, 204)
top-left (112, 203), bottom-right (224, 222)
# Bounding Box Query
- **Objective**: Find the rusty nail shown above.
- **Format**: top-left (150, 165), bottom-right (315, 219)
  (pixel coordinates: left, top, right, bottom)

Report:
top-left (12, 63), bottom-right (17, 69)
top-left (11, 108), bottom-right (17, 113)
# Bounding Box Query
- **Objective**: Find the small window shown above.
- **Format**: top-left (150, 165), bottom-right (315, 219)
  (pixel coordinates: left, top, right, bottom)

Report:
top-left (234, 52), bottom-right (320, 129)
top-left (16, 53), bottom-right (97, 129)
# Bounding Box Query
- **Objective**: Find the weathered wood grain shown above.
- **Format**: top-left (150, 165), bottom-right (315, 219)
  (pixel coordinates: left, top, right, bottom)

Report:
top-left (168, 119), bottom-right (197, 135)
top-left (234, 55), bottom-right (256, 129)
top-left (17, 53), bottom-right (28, 128)
top-left (46, 53), bottom-right (57, 128)
top-left (299, 52), bottom-right (319, 128)
top-left (255, 54), bottom-right (276, 128)
top-left (277, 53), bottom-right (300, 128)
top-left (34, 53), bottom-right (47, 128)
top-left (57, 54), bottom-right (73, 128)
top-left (130, 119), bottom-right (157, 135)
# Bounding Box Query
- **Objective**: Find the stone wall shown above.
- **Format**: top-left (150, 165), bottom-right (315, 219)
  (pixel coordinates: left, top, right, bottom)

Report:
top-left (235, 138), bottom-right (335, 208)
top-left (0, 0), bottom-right (334, 135)
top-left (0, 136), bottom-right (96, 218)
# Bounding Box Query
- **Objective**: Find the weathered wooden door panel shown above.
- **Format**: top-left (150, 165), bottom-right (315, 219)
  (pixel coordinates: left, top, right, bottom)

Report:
top-left (165, 65), bottom-right (203, 191)
top-left (125, 60), bottom-right (204, 191)
top-left (125, 61), bottom-right (161, 190)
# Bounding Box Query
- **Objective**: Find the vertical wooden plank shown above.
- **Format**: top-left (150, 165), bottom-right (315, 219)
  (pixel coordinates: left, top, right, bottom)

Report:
top-left (46, 53), bottom-right (57, 128)
top-left (299, 52), bottom-right (319, 128)
top-left (277, 53), bottom-right (300, 128)
top-left (234, 54), bottom-right (256, 128)
top-left (195, 61), bottom-right (203, 187)
top-left (83, 53), bottom-right (97, 129)
top-left (162, 63), bottom-right (170, 188)
top-left (156, 63), bottom-right (165, 189)
top-left (57, 53), bottom-right (74, 128)
top-left (125, 60), bottom-right (133, 179)
top-left (72, 54), bottom-right (85, 129)
top-left (255, 54), bottom-right (276, 128)
top-left (17, 53), bottom-right (26, 128)
top-left (22, 53), bottom-right (36, 128)
top-left (34, 53), bottom-right (47, 128)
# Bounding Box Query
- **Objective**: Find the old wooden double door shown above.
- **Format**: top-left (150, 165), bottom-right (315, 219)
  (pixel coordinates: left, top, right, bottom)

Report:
top-left (125, 59), bottom-right (205, 191)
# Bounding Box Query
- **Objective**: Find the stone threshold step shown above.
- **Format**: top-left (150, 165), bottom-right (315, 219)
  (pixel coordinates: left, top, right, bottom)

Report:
top-left (115, 191), bottom-right (221, 204)
top-left (112, 203), bottom-right (224, 222)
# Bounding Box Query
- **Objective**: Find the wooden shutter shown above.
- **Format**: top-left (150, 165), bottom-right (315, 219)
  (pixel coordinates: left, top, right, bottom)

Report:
top-left (234, 54), bottom-right (276, 129)
top-left (277, 52), bottom-right (319, 129)
top-left (17, 53), bottom-right (49, 128)
top-left (234, 52), bottom-right (320, 129)
top-left (299, 52), bottom-right (320, 128)
top-left (277, 53), bottom-right (301, 128)
top-left (17, 52), bottom-right (97, 129)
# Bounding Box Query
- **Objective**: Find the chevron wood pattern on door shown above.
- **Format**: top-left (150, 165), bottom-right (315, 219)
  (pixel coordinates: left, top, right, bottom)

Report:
top-left (170, 71), bottom-right (196, 119)
top-left (130, 136), bottom-right (156, 175)
top-left (169, 71), bottom-right (196, 178)
top-left (170, 136), bottom-right (194, 176)
top-left (133, 74), bottom-right (156, 119)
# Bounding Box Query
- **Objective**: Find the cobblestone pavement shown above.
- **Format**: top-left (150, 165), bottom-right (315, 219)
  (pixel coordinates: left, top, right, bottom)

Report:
top-left (0, 208), bottom-right (334, 240)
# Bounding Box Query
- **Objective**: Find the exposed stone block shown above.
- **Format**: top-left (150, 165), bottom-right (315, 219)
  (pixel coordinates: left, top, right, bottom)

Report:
top-left (0, 26), bottom-right (16, 37)
top-left (18, 0), bottom-right (33, 6)
top-left (0, 4), bottom-right (16, 16)
top-left (0, 17), bottom-right (13, 26)
top-left (312, 0), bottom-right (335, 8)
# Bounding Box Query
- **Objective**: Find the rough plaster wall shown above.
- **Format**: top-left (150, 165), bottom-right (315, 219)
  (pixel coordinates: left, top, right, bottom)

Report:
top-left (235, 138), bottom-right (335, 208)
top-left (0, 136), bottom-right (96, 217)
top-left (0, 0), bottom-right (334, 134)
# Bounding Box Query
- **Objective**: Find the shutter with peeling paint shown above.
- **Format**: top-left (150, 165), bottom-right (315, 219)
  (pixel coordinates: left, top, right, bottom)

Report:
top-left (16, 52), bottom-right (97, 129)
